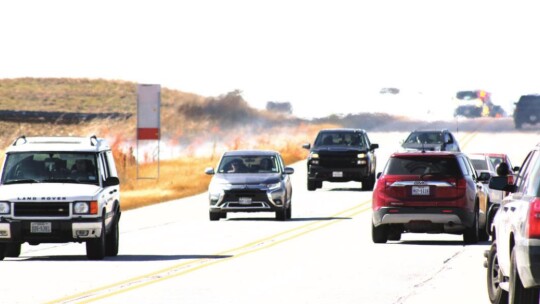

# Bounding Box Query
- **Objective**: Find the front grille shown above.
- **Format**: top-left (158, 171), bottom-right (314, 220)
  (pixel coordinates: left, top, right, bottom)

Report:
top-left (319, 151), bottom-right (360, 168)
top-left (223, 189), bottom-right (268, 202)
top-left (14, 202), bottom-right (70, 217)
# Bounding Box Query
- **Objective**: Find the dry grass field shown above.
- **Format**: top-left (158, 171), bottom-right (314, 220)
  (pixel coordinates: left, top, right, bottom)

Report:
top-left (0, 78), bottom-right (337, 211)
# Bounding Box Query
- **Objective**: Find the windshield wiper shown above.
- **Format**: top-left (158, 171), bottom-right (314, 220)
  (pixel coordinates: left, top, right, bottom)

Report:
top-left (4, 179), bottom-right (40, 185)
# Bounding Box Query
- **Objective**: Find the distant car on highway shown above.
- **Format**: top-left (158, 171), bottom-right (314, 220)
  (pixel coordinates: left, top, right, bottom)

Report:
top-left (514, 94), bottom-right (540, 129)
top-left (485, 144), bottom-right (540, 303)
top-left (401, 129), bottom-right (460, 152)
top-left (372, 151), bottom-right (490, 244)
top-left (302, 128), bottom-right (378, 191)
top-left (205, 150), bottom-right (294, 221)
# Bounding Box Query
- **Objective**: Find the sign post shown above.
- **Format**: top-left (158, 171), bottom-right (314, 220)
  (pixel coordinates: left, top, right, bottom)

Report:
top-left (136, 84), bottom-right (161, 179)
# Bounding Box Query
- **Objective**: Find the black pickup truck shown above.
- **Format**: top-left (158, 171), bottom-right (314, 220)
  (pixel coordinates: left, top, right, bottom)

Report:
top-left (302, 129), bottom-right (379, 191)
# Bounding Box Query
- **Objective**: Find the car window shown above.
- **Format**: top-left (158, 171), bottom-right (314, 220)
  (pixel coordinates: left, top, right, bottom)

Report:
top-left (384, 156), bottom-right (460, 176)
top-left (464, 157), bottom-right (478, 179)
top-left (471, 159), bottom-right (488, 171)
top-left (516, 150), bottom-right (539, 194)
top-left (457, 157), bottom-right (471, 176)
top-left (404, 132), bottom-right (443, 144)
top-left (315, 132), bottom-right (366, 147)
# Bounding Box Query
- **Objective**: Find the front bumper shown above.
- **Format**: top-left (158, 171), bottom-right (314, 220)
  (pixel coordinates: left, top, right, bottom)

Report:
top-left (307, 164), bottom-right (369, 182)
top-left (210, 188), bottom-right (288, 213)
top-left (0, 218), bottom-right (103, 243)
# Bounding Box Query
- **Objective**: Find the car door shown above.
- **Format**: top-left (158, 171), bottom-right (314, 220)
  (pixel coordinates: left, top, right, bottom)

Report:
top-left (497, 150), bottom-right (538, 274)
top-left (277, 155), bottom-right (292, 203)
top-left (100, 151), bottom-right (120, 228)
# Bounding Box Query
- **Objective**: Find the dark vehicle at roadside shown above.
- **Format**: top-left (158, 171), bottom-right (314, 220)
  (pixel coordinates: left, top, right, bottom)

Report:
top-left (514, 94), bottom-right (540, 129)
top-left (372, 151), bottom-right (490, 244)
top-left (302, 129), bottom-right (378, 191)
top-left (401, 129), bottom-right (460, 152)
top-left (205, 150), bottom-right (294, 221)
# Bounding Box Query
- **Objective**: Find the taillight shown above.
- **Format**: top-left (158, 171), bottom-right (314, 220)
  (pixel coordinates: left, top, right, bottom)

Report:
top-left (527, 198), bottom-right (540, 239)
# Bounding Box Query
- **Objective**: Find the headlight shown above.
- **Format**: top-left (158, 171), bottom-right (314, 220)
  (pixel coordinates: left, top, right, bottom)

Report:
top-left (310, 152), bottom-right (319, 159)
top-left (357, 153), bottom-right (366, 158)
top-left (74, 201), bottom-right (98, 214)
top-left (0, 202), bottom-right (10, 214)
top-left (74, 202), bottom-right (89, 214)
top-left (266, 182), bottom-right (281, 190)
top-left (357, 160), bottom-right (367, 165)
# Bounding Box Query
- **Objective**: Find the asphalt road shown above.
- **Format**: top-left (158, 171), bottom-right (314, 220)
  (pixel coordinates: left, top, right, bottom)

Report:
top-left (0, 118), bottom-right (538, 303)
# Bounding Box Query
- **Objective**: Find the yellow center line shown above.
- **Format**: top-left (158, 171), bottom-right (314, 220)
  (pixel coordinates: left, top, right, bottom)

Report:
top-left (48, 199), bottom-right (373, 304)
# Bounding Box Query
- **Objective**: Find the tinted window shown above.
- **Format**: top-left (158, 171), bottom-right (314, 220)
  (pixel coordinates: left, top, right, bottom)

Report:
top-left (456, 91), bottom-right (477, 100)
top-left (384, 156), bottom-right (461, 176)
top-left (404, 132), bottom-right (443, 144)
top-left (218, 155), bottom-right (279, 174)
top-left (471, 159), bottom-right (488, 171)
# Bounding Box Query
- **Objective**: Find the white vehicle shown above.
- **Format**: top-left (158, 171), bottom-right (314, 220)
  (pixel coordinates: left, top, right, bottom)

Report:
top-left (485, 144), bottom-right (540, 303)
top-left (0, 136), bottom-right (121, 260)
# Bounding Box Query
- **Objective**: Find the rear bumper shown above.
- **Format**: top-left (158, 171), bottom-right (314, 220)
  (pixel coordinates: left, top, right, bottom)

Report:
top-left (373, 207), bottom-right (474, 230)
top-left (515, 241), bottom-right (540, 288)
top-left (0, 218), bottom-right (103, 244)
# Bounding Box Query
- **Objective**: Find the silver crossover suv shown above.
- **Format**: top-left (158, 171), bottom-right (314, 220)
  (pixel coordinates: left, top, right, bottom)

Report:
top-left (205, 150), bottom-right (294, 221)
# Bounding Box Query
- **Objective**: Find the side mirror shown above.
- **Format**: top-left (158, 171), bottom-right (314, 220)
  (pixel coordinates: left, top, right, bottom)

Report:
top-left (489, 176), bottom-right (516, 193)
top-left (204, 167), bottom-right (215, 175)
top-left (284, 167), bottom-right (294, 175)
top-left (376, 172), bottom-right (382, 179)
top-left (302, 143), bottom-right (311, 150)
top-left (371, 143), bottom-right (379, 150)
top-left (478, 172), bottom-right (491, 182)
top-left (513, 166), bottom-right (520, 173)
top-left (104, 176), bottom-right (120, 187)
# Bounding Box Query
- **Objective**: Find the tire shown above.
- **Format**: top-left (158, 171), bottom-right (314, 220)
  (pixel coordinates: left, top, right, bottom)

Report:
top-left (0, 244), bottom-right (6, 261)
top-left (5, 243), bottom-right (21, 258)
top-left (307, 180), bottom-right (316, 191)
top-left (209, 211), bottom-right (221, 221)
top-left (372, 223), bottom-right (388, 244)
top-left (86, 216), bottom-right (106, 260)
top-left (105, 214), bottom-right (120, 257)
top-left (286, 204), bottom-right (292, 219)
top-left (509, 247), bottom-right (540, 304)
top-left (479, 209), bottom-right (490, 242)
top-left (487, 243), bottom-right (508, 304)
top-left (362, 174), bottom-right (375, 191)
top-left (276, 208), bottom-right (287, 221)
top-left (515, 120), bottom-right (522, 130)
top-left (463, 208), bottom-right (479, 245)
top-left (387, 231), bottom-right (402, 241)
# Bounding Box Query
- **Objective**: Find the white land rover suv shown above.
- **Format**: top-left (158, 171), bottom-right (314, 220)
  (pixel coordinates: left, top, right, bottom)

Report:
top-left (0, 136), bottom-right (121, 260)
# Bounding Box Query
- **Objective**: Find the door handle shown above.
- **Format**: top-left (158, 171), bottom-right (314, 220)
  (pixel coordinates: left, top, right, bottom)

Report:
top-left (109, 189), bottom-right (117, 195)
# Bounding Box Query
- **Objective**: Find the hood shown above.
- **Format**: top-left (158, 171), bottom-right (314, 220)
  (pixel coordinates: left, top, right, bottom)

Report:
top-left (312, 146), bottom-right (367, 152)
top-left (0, 183), bottom-right (102, 201)
top-left (211, 173), bottom-right (280, 186)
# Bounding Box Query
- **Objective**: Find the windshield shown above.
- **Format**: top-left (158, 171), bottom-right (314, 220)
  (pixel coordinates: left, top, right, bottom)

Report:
top-left (314, 132), bottom-right (366, 147)
top-left (470, 159), bottom-right (488, 171)
top-left (217, 155), bottom-right (280, 174)
top-left (1, 152), bottom-right (99, 185)
top-left (404, 132), bottom-right (444, 144)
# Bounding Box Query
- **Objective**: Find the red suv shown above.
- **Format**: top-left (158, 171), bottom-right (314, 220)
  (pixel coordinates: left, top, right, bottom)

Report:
top-left (372, 151), bottom-right (490, 244)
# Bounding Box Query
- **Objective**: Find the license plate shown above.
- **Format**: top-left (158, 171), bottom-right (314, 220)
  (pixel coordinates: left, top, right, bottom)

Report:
top-left (238, 197), bottom-right (252, 205)
top-left (31, 222), bottom-right (51, 233)
top-left (332, 171), bottom-right (343, 178)
top-left (412, 186), bottom-right (430, 196)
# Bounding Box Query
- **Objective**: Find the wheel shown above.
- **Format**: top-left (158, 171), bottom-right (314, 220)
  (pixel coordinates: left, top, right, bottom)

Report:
top-left (487, 243), bottom-right (508, 304)
top-left (86, 216), bottom-right (106, 260)
top-left (286, 204), bottom-right (292, 219)
top-left (509, 247), bottom-right (540, 303)
top-left (515, 120), bottom-right (522, 129)
top-left (362, 174), bottom-right (375, 191)
top-left (372, 223), bottom-right (388, 244)
top-left (463, 208), bottom-right (479, 244)
top-left (275, 208), bottom-right (287, 221)
top-left (220, 212), bottom-right (227, 219)
top-left (307, 179), bottom-right (316, 191)
top-left (5, 243), bottom-right (21, 258)
top-left (105, 214), bottom-right (120, 257)
top-left (210, 211), bottom-right (221, 221)
top-left (479, 209), bottom-right (490, 242)
top-left (387, 230), bottom-right (402, 241)
top-left (0, 244), bottom-right (6, 261)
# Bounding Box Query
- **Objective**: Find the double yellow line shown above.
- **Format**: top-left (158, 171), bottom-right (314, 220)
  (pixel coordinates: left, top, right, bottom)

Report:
top-left (48, 199), bottom-right (372, 303)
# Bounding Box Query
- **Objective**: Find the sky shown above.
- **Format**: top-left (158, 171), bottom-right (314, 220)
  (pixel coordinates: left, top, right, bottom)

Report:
top-left (1, 1), bottom-right (540, 119)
